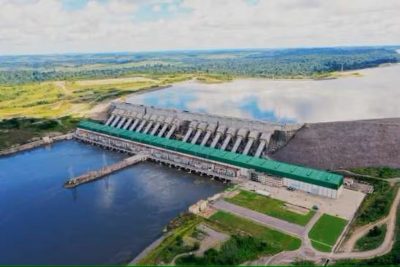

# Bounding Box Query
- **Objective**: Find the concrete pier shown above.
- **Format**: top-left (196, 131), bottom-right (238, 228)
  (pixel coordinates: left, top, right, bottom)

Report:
top-left (64, 153), bottom-right (148, 188)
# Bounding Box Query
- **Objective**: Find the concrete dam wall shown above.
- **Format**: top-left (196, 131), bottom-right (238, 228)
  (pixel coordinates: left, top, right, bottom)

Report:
top-left (105, 102), bottom-right (301, 159)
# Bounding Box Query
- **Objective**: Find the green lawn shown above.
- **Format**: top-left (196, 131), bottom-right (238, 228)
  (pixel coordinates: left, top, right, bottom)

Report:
top-left (311, 240), bottom-right (333, 252)
top-left (226, 190), bottom-right (315, 226)
top-left (308, 214), bottom-right (348, 252)
top-left (208, 211), bottom-right (301, 251)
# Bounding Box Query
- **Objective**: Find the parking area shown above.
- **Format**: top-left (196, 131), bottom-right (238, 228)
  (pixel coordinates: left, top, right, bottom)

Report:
top-left (239, 181), bottom-right (365, 220)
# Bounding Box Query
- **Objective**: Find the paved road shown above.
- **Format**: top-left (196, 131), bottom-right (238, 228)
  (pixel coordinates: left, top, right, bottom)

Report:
top-left (212, 200), bottom-right (305, 237)
top-left (266, 188), bottom-right (400, 264)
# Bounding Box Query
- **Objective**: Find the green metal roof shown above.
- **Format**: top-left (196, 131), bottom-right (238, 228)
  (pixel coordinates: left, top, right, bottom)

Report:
top-left (78, 120), bottom-right (343, 189)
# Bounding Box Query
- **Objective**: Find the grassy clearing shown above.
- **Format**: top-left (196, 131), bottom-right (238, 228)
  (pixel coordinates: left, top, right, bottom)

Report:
top-left (353, 178), bottom-right (397, 227)
top-left (208, 211), bottom-right (301, 251)
top-left (0, 117), bottom-right (79, 150)
top-left (195, 73), bottom-right (233, 83)
top-left (0, 76), bottom-right (169, 118)
top-left (308, 214), bottom-right (347, 252)
top-left (138, 213), bottom-right (201, 265)
top-left (0, 73), bottom-right (232, 120)
top-left (350, 167), bottom-right (400, 179)
top-left (226, 190), bottom-right (315, 226)
top-left (355, 224), bottom-right (387, 251)
top-left (138, 211), bottom-right (301, 265)
top-left (173, 211), bottom-right (301, 265)
top-left (311, 240), bottom-right (332, 252)
top-left (175, 235), bottom-right (269, 265)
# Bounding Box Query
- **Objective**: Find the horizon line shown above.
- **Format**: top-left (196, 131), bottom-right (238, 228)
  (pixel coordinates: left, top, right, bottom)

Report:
top-left (2, 44), bottom-right (400, 57)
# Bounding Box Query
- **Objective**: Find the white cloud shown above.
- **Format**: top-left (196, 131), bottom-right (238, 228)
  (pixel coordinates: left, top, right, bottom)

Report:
top-left (152, 4), bottom-right (161, 12)
top-left (0, 0), bottom-right (399, 55)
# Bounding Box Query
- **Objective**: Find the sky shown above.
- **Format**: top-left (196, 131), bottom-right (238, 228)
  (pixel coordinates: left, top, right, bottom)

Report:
top-left (0, 0), bottom-right (399, 55)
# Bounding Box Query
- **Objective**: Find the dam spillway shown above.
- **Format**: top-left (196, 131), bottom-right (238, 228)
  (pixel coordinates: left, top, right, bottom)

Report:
top-left (74, 103), bottom-right (343, 199)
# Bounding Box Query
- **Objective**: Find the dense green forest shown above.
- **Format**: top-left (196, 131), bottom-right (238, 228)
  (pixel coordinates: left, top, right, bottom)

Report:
top-left (1, 46), bottom-right (399, 84)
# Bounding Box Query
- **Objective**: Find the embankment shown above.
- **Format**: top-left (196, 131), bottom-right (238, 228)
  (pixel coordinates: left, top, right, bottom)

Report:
top-left (270, 118), bottom-right (400, 170)
top-left (0, 133), bottom-right (73, 157)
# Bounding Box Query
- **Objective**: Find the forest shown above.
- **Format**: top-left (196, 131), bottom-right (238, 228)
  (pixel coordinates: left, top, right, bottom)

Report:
top-left (1, 46), bottom-right (399, 84)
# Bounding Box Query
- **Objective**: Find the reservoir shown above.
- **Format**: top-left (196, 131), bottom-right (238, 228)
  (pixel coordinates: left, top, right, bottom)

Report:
top-left (128, 64), bottom-right (400, 123)
top-left (0, 141), bottom-right (225, 265)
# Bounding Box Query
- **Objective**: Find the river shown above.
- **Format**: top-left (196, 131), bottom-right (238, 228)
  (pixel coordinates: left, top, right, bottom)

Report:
top-left (0, 141), bottom-right (225, 265)
top-left (127, 64), bottom-right (400, 123)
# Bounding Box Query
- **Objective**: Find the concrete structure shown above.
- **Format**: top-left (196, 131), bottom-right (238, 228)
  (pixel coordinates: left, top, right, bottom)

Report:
top-left (74, 103), bottom-right (344, 199)
top-left (108, 102), bottom-right (300, 157)
top-left (64, 154), bottom-right (148, 188)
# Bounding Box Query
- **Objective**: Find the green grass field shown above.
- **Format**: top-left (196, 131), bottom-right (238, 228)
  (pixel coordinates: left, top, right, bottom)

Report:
top-left (226, 190), bottom-right (315, 226)
top-left (208, 211), bottom-right (301, 251)
top-left (0, 73), bottom-right (230, 119)
top-left (308, 214), bottom-right (348, 252)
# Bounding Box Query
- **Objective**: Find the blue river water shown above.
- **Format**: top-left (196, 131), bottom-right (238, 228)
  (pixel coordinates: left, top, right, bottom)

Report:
top-left (0, 141), bottom-right (225, 265)
top-left (127, 64), bottom-right (400, 123)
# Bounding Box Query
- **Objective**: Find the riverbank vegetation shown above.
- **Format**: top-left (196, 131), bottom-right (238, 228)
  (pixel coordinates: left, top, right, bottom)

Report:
top-left (334, 180), bottom-right (399, 265)
top-left (352, 177), bottom-right (397, 227)
top-left (138, 213), bottom-right (201, 265)
top-left (225, 190), bottom-right (315, 226)
top-left (350, 167), bottom-right (400, 179)
top-left (0, 117), bottom-right (79, 150)
top-left (308, 214), bottom-right (347, 252)
top-left (1, 47), bottom-right (398, 85)
top-left (355, 225), bottom-right (387, 251)
top-left (175, 235), bottom-right (269, 265)
top-left (0, 74), bottom-right (192, 119)
top-left (174, 211), bottom-right (301, 265)
top-left (138, 210), bottom-right (301, 265)
top-left (334, 200), bottom-right (400, 266)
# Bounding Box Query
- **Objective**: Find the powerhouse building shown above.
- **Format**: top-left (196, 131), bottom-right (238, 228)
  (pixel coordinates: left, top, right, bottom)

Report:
top-left (74, 103), bottom-right (343, 198)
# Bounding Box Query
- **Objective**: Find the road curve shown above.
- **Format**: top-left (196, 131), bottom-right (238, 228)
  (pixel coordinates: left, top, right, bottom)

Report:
top-left (340, 217), bottom-right (388, 253)
top-left (328, 188), bottom-right (400, 260)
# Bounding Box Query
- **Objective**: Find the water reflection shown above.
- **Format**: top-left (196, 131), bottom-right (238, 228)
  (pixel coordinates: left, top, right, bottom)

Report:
top-left (0, 141), bottom-right (225, 265)
top-left (127, 64), bottom-right (400, 123)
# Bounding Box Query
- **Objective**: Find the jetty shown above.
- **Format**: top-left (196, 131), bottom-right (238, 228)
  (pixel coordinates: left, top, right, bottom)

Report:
top-left (64, 153), bottom-right (148, 188)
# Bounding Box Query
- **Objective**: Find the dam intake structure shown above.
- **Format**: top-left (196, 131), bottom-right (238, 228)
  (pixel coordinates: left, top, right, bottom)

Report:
top-left (72, 103), bottom-right (344, 199)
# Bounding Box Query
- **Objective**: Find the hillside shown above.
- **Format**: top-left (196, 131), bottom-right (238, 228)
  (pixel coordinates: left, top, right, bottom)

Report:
top-left (270, 118), bottom-right (400, 170)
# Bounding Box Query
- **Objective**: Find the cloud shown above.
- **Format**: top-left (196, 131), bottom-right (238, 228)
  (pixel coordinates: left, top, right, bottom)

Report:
top-left (0, 0), bottom-right (399, 55)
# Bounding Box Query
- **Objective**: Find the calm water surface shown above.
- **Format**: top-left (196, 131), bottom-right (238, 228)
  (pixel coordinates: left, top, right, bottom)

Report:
top-left (128, 64), bottom-right (400, 123)
top-left (0, 141), bottom-right (225, 265)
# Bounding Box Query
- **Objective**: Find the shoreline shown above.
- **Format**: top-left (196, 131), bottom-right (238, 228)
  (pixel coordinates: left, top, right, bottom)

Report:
top-left (0, 132), bottom-right (73, 157)
top-left (128, 232), bottom-right (171, 265)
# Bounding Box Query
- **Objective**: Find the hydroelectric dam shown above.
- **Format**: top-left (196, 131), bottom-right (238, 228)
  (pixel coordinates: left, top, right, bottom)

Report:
top-left (72, 102), bottom-right (344, 199)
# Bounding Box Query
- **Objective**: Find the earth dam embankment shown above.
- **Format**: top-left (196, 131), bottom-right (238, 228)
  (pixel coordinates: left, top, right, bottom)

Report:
top-left (270, 118), bottom-right (400, 170)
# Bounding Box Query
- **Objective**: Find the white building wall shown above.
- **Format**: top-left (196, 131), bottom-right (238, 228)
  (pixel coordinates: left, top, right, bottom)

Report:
top-left (283, 177), bottom-right (339, 199)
